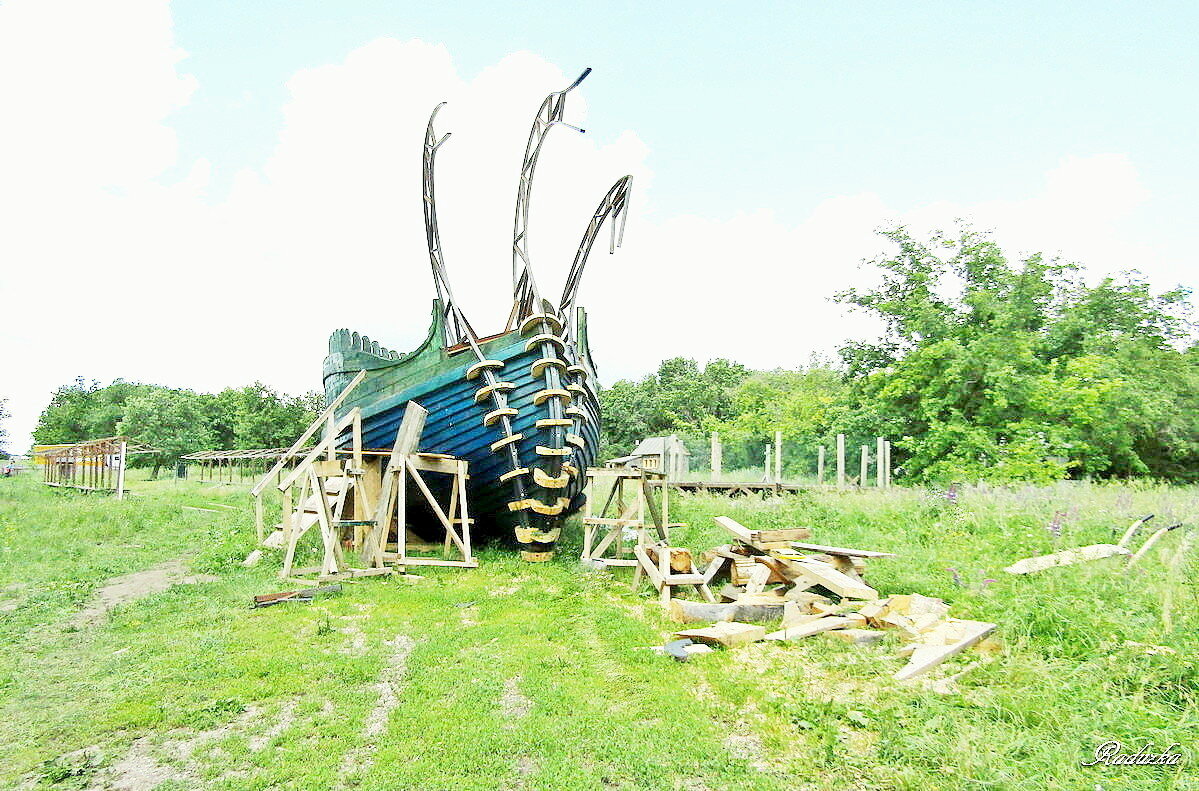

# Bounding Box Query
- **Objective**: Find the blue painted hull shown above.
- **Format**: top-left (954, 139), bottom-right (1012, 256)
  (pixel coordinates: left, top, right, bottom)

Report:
top-left (323, 303), bottom-right (601, 553)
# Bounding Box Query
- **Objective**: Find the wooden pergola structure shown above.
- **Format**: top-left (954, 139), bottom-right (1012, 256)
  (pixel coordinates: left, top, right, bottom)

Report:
top-left (181, 447), bottom-right (313, 485)
top-left (39, 436), bottom-right (158, 498)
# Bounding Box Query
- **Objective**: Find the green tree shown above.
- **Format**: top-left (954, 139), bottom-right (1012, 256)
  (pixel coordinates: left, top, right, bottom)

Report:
top-left (117, 389), bottom-right (217, 478)
top-left (598, 358), bottom-right (749, 456)
top-left (209, 383), bottom-right (320, 449)
top-left (836, 225), bottom-right (1197, 483)
top-left (32, 379), bottom-right (160, 444)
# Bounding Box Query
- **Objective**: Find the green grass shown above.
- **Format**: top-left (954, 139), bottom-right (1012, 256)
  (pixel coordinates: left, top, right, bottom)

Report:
top-left (0, 472), bottom-right (1195, 790)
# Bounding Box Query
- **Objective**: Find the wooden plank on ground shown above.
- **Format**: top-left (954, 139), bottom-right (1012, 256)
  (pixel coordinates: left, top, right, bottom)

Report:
top-left (793, 558), bottom-right (878, 599)
top-left (765, 615), bottom-right (854, 641)
top-left (893, 619), bottom-right (996, 680)
top-left (674, 621), bottom-right (766, 648)
top-left (1003, 544), bottom-right (1129, 575)
top-left (789, 541), bottom-right (895, 558)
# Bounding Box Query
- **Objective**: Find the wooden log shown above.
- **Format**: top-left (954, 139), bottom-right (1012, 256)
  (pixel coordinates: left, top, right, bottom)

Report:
top-left (647, 545), bottom-right (694, 574)
top-left (667, 598), bottom-right (786, 624)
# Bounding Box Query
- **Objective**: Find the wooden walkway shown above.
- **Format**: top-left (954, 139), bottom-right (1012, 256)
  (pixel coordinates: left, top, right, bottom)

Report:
top-left (660, 480), bottom-right (807, 496)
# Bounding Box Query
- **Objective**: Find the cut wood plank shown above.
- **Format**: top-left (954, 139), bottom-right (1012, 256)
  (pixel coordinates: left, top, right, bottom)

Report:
top-left (713, 516), bottom-right (812, 549)
top-left (714, 516), bottom-right (756, 543)
top-left (788, 541), bottom-right (895, 558)
top-left (765, 616), bottom-right (854, 641)
top-left (793, 558), bottom-right (878, 599)
top-left (675, 621), bottom-right (766, 648)
top-left (893, 619), bottom-right (996, 680)
top-left (1003, 543), bottom-right (1130, 575)
top-left (742, 564), bottom-right (771, 594)
top-left (827, 628), bottom-right (886, 646)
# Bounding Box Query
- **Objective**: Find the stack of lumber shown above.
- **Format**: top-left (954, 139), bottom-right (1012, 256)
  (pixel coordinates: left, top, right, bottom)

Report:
top-left (661, 516), bottom-right (997, 681)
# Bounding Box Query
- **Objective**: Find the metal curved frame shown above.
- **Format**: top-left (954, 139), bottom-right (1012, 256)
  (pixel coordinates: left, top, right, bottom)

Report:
top-left (558, 175), bottom-right (633, 340)
top-left (509, 68), bottom-right (591, 327)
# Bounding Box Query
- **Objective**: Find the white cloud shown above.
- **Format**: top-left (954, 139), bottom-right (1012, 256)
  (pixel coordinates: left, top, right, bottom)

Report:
top-left (0, 2), bottom-right (1170, 452)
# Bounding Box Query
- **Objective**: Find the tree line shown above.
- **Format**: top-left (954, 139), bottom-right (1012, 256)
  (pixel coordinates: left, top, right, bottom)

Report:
top-left (31, 379), bottom-right (322, 476)
top-left (24, 227), bottom-right (1198, 485)
top-left (599, 227), bottom-right (1199, 484)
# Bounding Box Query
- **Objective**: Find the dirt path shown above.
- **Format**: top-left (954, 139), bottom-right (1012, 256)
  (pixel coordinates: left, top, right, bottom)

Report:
top-left (338, 634), bottom-right (415, 782)
top-left (73, 560), bottom-right (217, 627)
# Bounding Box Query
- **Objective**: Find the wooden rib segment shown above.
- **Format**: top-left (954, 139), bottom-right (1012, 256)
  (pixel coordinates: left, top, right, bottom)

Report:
top-left (473, 382), bottom-right (515, 403)
top-left (535, 446), bottom-right (571, 457)
top-left (531, 357), bottom-right (567, 377)
top-left (490, 433), bottom-right (523, 451)
top-left (565, 364), bottom-right (588, 378)
top-left (483, 407), bottom-right (518, 427)
top-left (533, 388), bottom-right (572, 405)
top-left (499, 468), bottom-right (529, 482)
top-left (566, 434), bottom-right (586, 448)
top-left (524, 334), bottom-right (566, 352)
top-left (520, 550), bottom-right (554, 562)
top-left (564, 406), bottom-right (588, 420)
top-left (536, 418), bottom-right (573, 429)
top-left (533, 468), bottom-right (570, 488)
top-left (520, 313), bottom-right (564, 334)
top-left (466, 360), bottom-right (504, 380)
top-left (509, 497), bottom-right (569, 514)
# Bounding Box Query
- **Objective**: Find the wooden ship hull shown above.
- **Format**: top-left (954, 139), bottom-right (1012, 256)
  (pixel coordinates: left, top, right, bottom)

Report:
top-left (324, 304), bottom-right (602, 559)
top-left (319, 68), bottom-right (630, 560)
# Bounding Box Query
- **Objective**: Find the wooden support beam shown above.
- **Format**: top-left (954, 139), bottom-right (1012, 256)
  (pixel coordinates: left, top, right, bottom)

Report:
top-left (836, 433), bottom-right (846, 488)
top-left (252, 369), bottom-right (365, 497)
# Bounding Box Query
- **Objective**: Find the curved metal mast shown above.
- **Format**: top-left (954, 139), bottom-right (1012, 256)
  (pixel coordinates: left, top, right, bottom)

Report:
top-left (558, 175), bottom-right (633, 341)
top-left (421, 102), bottom-right (532, 528)
top-left (509, 68), bottom-right (591, 327)
top-left (422, 103), bottom-right (476, 347)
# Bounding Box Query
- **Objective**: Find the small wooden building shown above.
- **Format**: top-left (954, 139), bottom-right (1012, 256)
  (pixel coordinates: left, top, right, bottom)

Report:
top-left (606, 435), bottom-right (691, 480)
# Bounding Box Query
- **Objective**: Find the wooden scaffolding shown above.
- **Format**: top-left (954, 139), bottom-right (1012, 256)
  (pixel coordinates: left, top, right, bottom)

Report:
top-left (580, 466), bottom-right (713, 604)
top-left (251, 373), bottom-right (476, 582)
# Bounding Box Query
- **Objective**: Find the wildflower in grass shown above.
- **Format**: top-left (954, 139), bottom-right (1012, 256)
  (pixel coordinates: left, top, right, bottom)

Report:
top-left (947, 567), bottom-right (964, 588)
top-left (1046, 510), bottom-right (1065, 538)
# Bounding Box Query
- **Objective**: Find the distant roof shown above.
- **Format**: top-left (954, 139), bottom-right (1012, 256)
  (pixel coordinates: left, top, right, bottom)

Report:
top-left (631, 435), bottom-right (691, 456)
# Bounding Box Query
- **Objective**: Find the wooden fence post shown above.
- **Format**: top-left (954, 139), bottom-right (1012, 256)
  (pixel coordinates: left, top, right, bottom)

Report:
top-left (774, 430), bottom-right (782, 484)
top-left (817, 445), bottom-right (825, 486)
top-left (711, 431), bottom-right (722, 482)
top-left (836, 434), bottom-right (846, 488)
top-left (860, 445), bottom-right (868, 488)
top-left (116, 442), bottom-right (127, 500)
top-left (876, 437), bottom-right (885, 488)
top-left (763, 443), bottom-right (772, 482)
top-left (884, 441), bottom-right (892, 488)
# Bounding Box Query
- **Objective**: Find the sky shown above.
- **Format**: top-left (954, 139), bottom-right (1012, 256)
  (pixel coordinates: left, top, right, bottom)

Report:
top-left (1, 1), bottom-right (1196, 452)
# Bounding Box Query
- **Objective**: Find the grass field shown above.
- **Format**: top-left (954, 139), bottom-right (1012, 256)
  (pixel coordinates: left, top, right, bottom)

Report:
top-left (0, 472), bottom-right (1195, 790)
